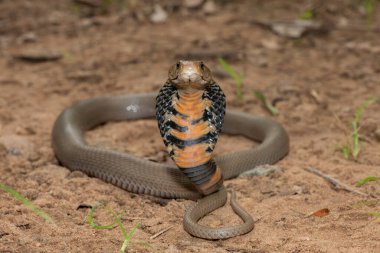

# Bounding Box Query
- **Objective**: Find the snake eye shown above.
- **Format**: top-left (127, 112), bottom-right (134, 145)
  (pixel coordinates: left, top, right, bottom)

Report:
top-left (200, 62), bottom-right (205, 70)
top-left (169, 62), bottom-right (180, 80)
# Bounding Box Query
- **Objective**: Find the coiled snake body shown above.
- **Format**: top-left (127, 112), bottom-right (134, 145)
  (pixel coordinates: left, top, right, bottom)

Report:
top-left (52, 61), bottom-right (289, 240)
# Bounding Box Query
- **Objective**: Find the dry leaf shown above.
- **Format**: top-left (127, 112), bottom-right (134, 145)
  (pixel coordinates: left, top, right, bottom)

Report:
top-left (309, 208), bottom-right (330, 217)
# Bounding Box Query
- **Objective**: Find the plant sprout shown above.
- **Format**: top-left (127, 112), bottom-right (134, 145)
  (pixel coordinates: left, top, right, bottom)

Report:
top-left (218, 57), bottom-right (244, 100)
top-left (340, 97), bottom-right (378, 160)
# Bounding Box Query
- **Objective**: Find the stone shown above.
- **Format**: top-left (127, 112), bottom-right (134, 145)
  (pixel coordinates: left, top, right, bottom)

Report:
top-left (150, 5), bottom-right (168, 23)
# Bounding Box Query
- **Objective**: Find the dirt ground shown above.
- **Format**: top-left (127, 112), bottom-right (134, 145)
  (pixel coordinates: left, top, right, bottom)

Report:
top-left (0, 0), bottom-right (379, 252)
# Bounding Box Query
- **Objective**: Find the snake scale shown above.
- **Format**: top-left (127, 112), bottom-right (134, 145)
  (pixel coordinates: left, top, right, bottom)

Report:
top-left (52, 61), bottom-right (289, 240)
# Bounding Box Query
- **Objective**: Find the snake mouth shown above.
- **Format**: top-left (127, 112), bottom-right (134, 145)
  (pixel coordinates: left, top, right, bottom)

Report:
top-left (173, 80), bottom-right (205, 90)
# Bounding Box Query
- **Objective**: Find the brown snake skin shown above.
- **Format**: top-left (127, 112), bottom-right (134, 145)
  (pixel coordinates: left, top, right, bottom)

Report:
top-left (52, 61), bottom-right (289, 240)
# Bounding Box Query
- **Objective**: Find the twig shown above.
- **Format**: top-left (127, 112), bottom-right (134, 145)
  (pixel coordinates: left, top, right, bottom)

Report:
top-left (304, 167), bottom-right (368, 197)
top-left (149, 226), bottom-right (173, 240)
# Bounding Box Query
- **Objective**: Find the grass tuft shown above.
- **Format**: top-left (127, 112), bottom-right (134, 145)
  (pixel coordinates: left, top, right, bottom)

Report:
top-left (218, 58), bottom-right (244, 100)
top-left (252, 90), bottom-right (279, 116)
top-left (87, 204), bottom-right (140, 253)
top-left (340, 97), bottom-right (378, 160)
top-left (0, 183), bottom-right (53, 223)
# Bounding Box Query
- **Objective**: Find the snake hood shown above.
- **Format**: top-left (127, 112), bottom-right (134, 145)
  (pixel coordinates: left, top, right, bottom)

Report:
top-left (156, 61), bottom-right (226, 195)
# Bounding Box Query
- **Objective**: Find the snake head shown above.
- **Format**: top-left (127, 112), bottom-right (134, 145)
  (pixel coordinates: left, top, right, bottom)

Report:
top-left (168, 60), bottom-right (213, 89)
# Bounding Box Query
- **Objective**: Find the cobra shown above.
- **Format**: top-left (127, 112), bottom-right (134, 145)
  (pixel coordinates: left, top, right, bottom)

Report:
top-left (52, 61), bottom-right (289, 239)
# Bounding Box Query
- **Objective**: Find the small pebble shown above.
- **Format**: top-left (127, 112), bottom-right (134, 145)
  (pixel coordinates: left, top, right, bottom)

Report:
top-left (292, 185), bottom-right (303, 195)
top-left (203, 0), bottom-right (217, 15)
top-left (150, 5), bottom-right (168, 23)
top-left (239, 165), bottom-right (282, 178)
top-left (260, 38), bottom-right (281, 50)
top-left (28, 152), bottom-right (40, 162)
top-left (66, 170), bottom-right (87, 179)
top-left (0, 135), bottom-right (32, 156)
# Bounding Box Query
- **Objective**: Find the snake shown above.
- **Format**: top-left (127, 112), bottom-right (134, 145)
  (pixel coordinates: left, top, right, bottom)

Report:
top-left (52, 61), bottom-right (289, 240)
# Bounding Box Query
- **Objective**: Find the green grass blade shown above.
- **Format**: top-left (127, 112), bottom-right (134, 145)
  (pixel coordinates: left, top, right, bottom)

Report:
top-left (341, 145), bottom-right (350, 159)
top-left (108, 208), bottom-right (127, 237)
top-left (368, 212), bottom-right (380, 218)
top-left (351, 121), bottom-right (360, 159)
top-left (218, 58), bottom-right (244, 100)
top-left (355, 176), bottom-right (378, 187)
top-left (218, 58), bottom-right (243, 84)
top-left (354, 97), bottom-right (377, 123)
top-left (342, 97), bottom-right (378, 160)
top-left (253, 90), bottom-right (278, 116)
top-left (353, 97), bottom-right (378, 159)
top-left (0, 183), bottom-right (53, 223)
top-left (111, 207), bottom-right (139, 252)
top-left (119, 223), bottom-right (139, 253)
top-left (87, 205), bottom-right (118, 229)
top-left (299, 9), bottom-right (314, 20)
top-left (87, 204), bottom-right (140, 252)
top-left (364, 0), bottom-right (377, 16)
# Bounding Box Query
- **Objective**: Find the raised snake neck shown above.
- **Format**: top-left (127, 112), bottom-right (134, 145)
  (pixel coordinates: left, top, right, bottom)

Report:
top-left (156, 61), bottom-right (226, 196)
top-left (52, 61), bottom-right (289, 240)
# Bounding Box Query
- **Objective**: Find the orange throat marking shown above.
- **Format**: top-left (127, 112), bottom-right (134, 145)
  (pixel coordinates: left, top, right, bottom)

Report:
top-left (171, 89), bottom-right (211, 169)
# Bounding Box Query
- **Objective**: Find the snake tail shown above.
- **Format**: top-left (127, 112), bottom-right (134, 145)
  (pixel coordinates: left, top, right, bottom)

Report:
top-left (183, 187), bottom-right (254, 239)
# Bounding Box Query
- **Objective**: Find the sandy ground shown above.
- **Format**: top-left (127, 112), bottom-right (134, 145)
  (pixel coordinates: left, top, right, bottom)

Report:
top-left (0, 1), bottom-right (379, 252)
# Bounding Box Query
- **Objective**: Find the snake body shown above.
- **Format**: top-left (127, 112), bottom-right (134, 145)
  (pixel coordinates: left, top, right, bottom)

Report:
top-left (52, 61), bottom-right (289, 240)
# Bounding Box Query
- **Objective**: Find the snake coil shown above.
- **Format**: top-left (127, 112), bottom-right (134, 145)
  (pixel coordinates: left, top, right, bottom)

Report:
top-left (52, 61), bottom-right (289, 240)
